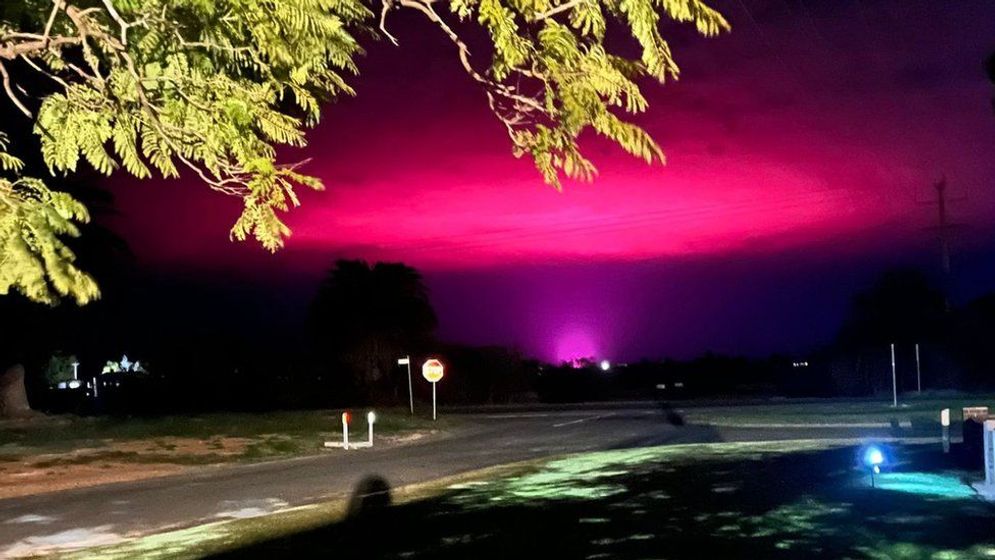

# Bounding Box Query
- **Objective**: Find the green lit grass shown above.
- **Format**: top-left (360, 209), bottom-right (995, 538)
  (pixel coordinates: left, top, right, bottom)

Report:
top-left (681, 394), bottom-right (995, 427)
top-left (51, 439), bottom-right (995, 560)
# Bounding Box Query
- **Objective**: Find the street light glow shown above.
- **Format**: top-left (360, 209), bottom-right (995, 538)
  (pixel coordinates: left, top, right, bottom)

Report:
top-left (600, 360), bottom-right (611, 371)
top-left (863, 445), bottom-right (886, 474)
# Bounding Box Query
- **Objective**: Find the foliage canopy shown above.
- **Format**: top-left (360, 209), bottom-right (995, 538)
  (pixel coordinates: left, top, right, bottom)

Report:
top-left (0, 0), bottom-right (728, 304)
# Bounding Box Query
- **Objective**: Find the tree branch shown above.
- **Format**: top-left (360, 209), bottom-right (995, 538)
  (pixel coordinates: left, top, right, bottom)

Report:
top-left (0, 61), bottom-right (32, 117)
top-left (534, 0), bottom-right (584, 21)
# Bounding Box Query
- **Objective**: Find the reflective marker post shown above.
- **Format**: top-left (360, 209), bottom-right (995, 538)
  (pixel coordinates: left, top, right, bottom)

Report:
top-left (342, 411), bottom-right (351, 450)
top-left (325, 411), bottom-right (376, 449)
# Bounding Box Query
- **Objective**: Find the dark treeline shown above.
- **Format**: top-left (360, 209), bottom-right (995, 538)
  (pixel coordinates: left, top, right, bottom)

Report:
top-left (4, 259), bottom-right (995, 416)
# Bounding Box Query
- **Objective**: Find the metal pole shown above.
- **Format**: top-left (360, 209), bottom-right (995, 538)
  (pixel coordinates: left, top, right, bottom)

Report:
top-left (432, 381), bottom-right (437, 421)
top-left (915, 344), bottom-right (922, 394)
top-left (405, 355), bottom-right (414, 415)
top-left (890, 343), bottom-right (898, 407)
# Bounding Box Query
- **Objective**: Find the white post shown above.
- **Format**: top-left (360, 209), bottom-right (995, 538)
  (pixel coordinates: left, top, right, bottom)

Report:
top-left (367, 411), bottom-right (375, 446)
top-left (985, 420), bottom-right (995, 487)
top-left (432, 381), bottom-right (437, 421)
top-left (71, 362), bottom-right (79, 381)
top-left (342, 413), bottom-right (350, 450)
top-left (915, 343), bottom-right (922, 394)
top-left (406, 357), bottom-right (414, 416)
top-left (92, 376), bottom-right (98, 398)
top-left (890, 343), bottom-right (898, 408)
top-left (941, 408), bottom-right (950, 453)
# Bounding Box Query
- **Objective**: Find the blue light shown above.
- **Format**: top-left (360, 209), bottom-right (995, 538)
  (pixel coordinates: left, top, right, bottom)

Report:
top-left (866, 447), bottom-right (884, 466)
top-left (861, 445), bottom-right (888, 474)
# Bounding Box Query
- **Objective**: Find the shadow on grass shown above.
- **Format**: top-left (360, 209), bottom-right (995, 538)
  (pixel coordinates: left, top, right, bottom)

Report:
top-left (207, 441), bottom-right (995, 559)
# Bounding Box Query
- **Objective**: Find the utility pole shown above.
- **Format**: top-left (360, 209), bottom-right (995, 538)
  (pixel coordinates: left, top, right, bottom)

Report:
top-left (921, 177), bottom-right (965, 311)
top-left (915, 343), bottom-right (922, 394)
top-left (922, 178), bottom-right (966, 291)
top-left (890, 343), bottom-right (898, 408)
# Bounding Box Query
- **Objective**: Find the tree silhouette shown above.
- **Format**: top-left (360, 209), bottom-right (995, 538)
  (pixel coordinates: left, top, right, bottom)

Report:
top-left (309, 260), bottom-right (437, 402)
top-left (985, 52), bottom-right (995, 111)
top-left (837, 268), bottom-right (946, 350)
top-left (987, 51), bottom-right (995, 112)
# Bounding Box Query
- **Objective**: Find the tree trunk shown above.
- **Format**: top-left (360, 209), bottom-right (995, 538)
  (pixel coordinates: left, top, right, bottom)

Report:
top-left (0, 364), bottom-right (33, 418)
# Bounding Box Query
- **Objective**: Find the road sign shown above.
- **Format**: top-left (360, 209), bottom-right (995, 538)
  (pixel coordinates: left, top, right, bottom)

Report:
top-left (422, 359), bottom-right (444, 420)
top-left (422, 359), bottom-right (444, 383)
top-left (397, 357), bottom-right (410, 365)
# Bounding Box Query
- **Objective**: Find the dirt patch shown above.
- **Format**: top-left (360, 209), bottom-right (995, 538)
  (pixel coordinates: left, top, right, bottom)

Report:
top-left (109, 436), bottom-right (252, 456)
top-left (0, 437), bottom-right (252, 500)
top-left (0, 461), bottom-right (184, 500)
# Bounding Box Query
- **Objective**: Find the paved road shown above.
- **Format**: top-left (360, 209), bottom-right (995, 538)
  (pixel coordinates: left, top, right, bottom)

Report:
top-left (0, 405), bottom-right (932, 556)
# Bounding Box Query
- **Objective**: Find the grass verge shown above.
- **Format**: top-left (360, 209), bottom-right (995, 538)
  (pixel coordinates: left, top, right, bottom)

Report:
top-left (41, 438), bottom-right (991, 560)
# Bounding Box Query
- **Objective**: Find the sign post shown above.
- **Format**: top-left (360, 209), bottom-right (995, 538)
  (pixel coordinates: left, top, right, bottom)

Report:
top-left (422, 359), bottom-right (444, 421)
top-left (398, 356), bottom-right (413, 415)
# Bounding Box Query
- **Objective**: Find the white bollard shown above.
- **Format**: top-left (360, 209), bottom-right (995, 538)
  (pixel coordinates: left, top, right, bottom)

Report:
top-left (324, 412), bottom-right (352, 449)
top-left (343, 412), bottom-right (350, 449)
top-left (325, 411), bottom-right (376, 449)
top-left (941, 408), bottom-right (950, 453)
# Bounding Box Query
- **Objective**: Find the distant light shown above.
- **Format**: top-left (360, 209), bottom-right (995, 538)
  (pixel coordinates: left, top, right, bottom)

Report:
top-left (367, 411), bottom-right (377, 424)
top-left (600, 360), bottom-right (611, 371)
top-left (68, 380), bottom-right (81, 389)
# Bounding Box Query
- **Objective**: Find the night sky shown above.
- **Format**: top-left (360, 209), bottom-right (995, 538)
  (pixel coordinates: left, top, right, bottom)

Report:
top-left (105, 0), bottom-right (995, 363)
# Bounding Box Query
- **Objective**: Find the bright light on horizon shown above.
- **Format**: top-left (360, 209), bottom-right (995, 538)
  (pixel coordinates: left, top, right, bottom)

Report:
top-left (600, 360), bottom-right (611, 371)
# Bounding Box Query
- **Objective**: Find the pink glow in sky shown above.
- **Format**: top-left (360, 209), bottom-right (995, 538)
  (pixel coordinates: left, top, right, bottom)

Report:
top-left (107, 1), bottom-right (995, 360)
